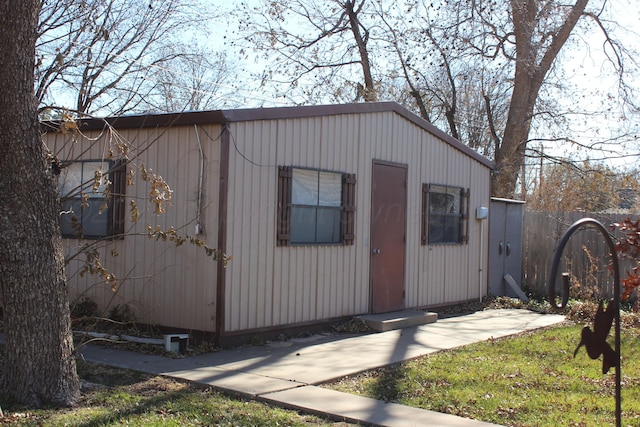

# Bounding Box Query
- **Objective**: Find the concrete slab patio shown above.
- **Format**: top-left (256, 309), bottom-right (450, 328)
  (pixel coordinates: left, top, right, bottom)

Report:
top-left (75, 309), bottom-right (566, 426)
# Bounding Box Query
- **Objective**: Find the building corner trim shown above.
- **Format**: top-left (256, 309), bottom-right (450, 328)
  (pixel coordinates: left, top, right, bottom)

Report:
top-left (215, 122), bottom-right (230, 347)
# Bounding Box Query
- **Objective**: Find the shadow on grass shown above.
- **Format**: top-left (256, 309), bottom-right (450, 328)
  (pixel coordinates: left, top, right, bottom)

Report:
top-left (75, 388), bottom-right (195, 427)
top-left (0, 381), bottom-right (200, 427)
top-left (369, 363), bottom-right (405, 403)
top-left (76, 360), bottom-right (149, 386)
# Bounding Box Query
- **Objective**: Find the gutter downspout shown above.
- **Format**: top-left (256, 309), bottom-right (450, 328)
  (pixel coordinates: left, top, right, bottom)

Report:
top-left (215, 122), bottom-right (230, 347)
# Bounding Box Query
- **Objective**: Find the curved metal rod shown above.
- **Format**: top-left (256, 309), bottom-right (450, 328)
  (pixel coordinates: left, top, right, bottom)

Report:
top-left (548, 218), bottom-right (620, 309)
top-left (547, 217), bottom-right (621, 427)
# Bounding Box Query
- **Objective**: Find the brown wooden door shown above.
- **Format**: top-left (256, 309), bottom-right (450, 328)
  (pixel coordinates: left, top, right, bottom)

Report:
top-left (370, 161), bottom-right (407, 313)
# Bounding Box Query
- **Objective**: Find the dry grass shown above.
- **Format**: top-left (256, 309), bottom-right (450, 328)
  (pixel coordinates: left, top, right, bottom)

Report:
top-left (0, 360), bottom-right (353, 426)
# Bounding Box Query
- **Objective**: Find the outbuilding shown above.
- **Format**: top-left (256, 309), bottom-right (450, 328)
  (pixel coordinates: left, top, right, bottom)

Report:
top-left (46, 102), bottom-right (494, 345)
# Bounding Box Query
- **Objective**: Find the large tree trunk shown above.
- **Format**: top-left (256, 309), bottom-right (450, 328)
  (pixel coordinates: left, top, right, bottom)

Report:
top-left (345, 0), bottom-right (377, 102)
top-left (491, 0), bottom-right (589, 198)
top-left (0, 0), bottom-right (80, 407)
top-left (492, 71), bottom-right (537, 198)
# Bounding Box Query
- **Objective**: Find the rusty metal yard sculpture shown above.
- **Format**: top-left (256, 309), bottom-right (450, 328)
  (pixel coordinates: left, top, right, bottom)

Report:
top-left (547, 218), bottom-right (621, 427)
top-left (573, 298), bottom-right (618, 374)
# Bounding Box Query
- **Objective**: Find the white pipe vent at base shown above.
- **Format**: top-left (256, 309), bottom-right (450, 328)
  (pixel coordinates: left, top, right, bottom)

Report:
top-left (164, 334), bottom-right (189, 353)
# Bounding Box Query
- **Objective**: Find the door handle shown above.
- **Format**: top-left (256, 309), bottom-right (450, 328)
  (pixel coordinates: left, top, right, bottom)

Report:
top-left (372, 248), bottom-right (381, 255)
top-left (498, 241), bottom-right (503, 255)
top-left (506, 242), bottom-right (511, 256)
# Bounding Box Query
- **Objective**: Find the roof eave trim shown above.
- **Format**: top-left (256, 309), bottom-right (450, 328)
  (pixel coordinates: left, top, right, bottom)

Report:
top-left (42, 102), bottom-right (494, 169)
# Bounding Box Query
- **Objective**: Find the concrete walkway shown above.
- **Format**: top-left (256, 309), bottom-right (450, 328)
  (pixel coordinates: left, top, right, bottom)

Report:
top-left (78, 309), bottom-right (566, 426)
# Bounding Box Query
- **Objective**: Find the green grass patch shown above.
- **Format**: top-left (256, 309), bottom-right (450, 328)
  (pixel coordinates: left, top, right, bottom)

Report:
top-left (327, 324), bottom-right (640, 426)
top-left (0, 361), bottom-right (350, 426)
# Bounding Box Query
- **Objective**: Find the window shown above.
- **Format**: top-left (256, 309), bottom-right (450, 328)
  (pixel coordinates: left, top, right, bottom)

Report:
top-left (277, 166), bottom-right (356, 246)
top-left (59, 160), bottom-right (125, 239)
top-left (422, 184), bottom-right (469, 245)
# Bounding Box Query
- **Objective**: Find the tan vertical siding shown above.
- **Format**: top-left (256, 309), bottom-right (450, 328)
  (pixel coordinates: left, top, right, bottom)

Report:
top-left (414, 123), bottom-right (490, 307)
top-left (48, 123), bottom-right (222, 332)
top-left (421, 133), bottom-right (448, 306)
top-left (445, 145), bottom-right (469, 303)
top-left (223, 110), bottom-right (490, 333)
top-left (470, 163), bottom-right (491, 300)
top-left (225, 120), bottom-right (278, 331)
top-left (226, 115), bottom-right (369, 332)
top-left (46, 105), bottom-right (491, 336)
top-left (316, 115), bottom-right (357, 319)
top-left (354, 114), bottom-right (374, 313)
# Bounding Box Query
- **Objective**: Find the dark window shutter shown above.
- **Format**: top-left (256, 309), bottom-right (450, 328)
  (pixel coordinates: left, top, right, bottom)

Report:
top-left (108, 160), bottom-right (126, 238)
top-left (277, 166), bottom-right (292, 246)
top-left (460, 188), bottom-right (470, 244)
top-left (421, 183), bottom-right (429, 245)
top-left (342, 173), bottom-right (356, 245)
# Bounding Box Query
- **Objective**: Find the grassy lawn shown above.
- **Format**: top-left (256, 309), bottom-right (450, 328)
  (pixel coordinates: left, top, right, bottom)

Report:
top-left (0, 361), bottom-right (352, 426)
top-left (327, 323), bottom-right (640, 426)
top-left (2, 301), bottom-right (639, 426)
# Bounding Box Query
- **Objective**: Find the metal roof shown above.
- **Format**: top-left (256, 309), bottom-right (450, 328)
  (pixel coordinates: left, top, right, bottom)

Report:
top-left (46, 102), bottom-right (494, 169)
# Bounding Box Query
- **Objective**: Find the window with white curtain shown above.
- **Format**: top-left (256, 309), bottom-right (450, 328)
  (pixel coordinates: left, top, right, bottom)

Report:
top-left (277, 166), bottom-right (356, 247)
top-left (290, 168), bottom-right (343, 244)
top-left (59, 160), bottom-right (125, 239)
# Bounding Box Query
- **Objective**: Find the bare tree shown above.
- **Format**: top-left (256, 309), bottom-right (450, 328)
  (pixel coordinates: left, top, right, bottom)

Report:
top-left (375, 1), bottom-right (511, 157)
top-left (0, 0), bottom-right (232, 408)
top-left (527, 160), bottom-right (640, 212)
top-left (238, 0), bottom-right (380, 104)
top-left (0, 0), bottom-right (80, 407)
top-left (487, 0), bottom-right (587, 197)
top-left (243, 0), bottom-right (639, 198)
top-left (388, 0), bottom-right (634, 197)
top-left (36, 0), bottom-right (213, 115)
top-left (145, 48), bottom-right (236, 112)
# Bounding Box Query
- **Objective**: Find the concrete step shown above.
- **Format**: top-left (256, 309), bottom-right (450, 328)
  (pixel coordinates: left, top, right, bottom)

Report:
top-left (359, 310), bottom-right (438, 332)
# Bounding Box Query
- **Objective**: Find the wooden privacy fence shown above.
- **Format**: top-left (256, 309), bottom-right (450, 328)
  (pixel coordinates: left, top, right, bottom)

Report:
top-left (523, 210), bottom-right (639, 298)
